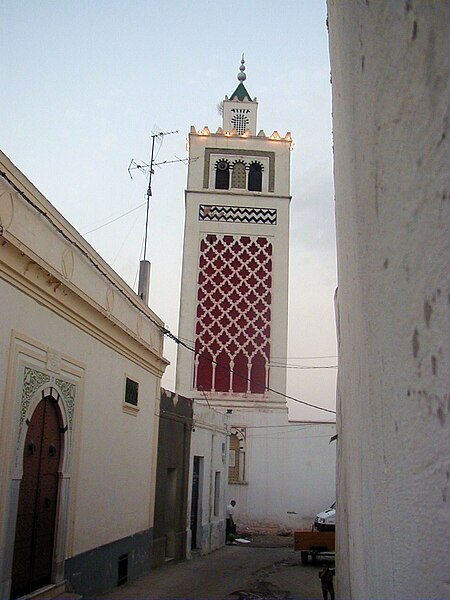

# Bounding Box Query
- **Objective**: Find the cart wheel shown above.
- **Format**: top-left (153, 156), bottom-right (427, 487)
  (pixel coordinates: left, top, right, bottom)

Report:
top-left (300, 551), bottom-right (308, 565)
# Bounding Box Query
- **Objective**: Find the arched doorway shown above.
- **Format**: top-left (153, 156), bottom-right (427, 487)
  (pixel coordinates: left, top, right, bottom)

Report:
top-left (11, 396), bottom-right (63, 599)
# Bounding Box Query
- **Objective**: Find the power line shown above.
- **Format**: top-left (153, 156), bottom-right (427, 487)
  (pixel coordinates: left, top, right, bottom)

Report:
top-left (170, 336), bottom-right (336, 415)
top-left (3, 170), bottom-right (336, 417)
top-left (271, 364), bottom-right (337, 370)
top-left (177, 336), bottom-right (337, 369)
top-left (271, 355), bottom-right (337, 360)
top-left (83, 201), bottom-right (146, 235)
top-left (243, 423), bottom-right (312, 429)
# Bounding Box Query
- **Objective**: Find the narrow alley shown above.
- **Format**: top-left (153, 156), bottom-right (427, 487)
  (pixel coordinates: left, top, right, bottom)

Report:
top-left (89, 543), bottom-right (328, 600)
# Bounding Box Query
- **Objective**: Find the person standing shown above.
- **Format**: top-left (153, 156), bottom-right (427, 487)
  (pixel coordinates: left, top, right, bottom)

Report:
top-left (226, 500), bottom-right (236, 543)
top-left (318, 563), bottom-right (335, 600)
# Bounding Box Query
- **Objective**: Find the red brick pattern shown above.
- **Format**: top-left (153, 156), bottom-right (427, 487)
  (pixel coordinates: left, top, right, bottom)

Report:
top-left (194, 234), bottom-right (272, 393)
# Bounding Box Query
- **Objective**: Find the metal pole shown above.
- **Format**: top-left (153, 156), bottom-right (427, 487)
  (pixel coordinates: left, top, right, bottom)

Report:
top-left (143, 133), bottom-right (157, 261)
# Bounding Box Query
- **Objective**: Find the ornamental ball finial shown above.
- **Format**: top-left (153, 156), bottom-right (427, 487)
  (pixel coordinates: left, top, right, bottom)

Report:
top-left (237, 53), bottom-right (246, 82)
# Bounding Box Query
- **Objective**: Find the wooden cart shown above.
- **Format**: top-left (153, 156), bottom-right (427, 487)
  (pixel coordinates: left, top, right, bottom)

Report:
top-left (294, 530), bottom-right (335, 564)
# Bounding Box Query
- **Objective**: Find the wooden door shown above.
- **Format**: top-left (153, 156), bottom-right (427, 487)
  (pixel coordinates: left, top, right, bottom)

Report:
top-left (11, 397), bottom-right (62, 599)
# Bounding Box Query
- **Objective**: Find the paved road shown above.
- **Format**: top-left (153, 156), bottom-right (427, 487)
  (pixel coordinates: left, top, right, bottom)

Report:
top-left (90, 545), bottom-right (331, 600)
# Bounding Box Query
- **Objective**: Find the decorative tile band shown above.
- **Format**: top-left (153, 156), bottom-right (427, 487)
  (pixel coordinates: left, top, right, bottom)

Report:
top-left (199, 205), bottom-right (277, 225)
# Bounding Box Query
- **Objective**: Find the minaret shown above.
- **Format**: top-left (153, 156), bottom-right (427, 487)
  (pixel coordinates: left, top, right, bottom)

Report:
top-left (176, 57), bottom-right (292, 415)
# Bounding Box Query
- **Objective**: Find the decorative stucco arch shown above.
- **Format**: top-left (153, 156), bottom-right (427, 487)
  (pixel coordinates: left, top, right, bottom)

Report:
top-left (2, 363), bottom-right (80, 599)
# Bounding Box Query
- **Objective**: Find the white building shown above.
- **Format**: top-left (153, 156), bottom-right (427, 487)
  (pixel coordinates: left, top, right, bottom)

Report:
top-left (328, 2), bottom-right (449, 598)
top-left (176, 58), bottom-right (336, 530)
top-left (0, 151), bottom-right (169, 598)
top-left (187, 403), bottom-right (229, 556)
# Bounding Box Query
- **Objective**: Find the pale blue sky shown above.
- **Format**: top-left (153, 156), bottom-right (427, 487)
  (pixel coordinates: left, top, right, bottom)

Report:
top-left (1, 1), bottom-right (337, 419)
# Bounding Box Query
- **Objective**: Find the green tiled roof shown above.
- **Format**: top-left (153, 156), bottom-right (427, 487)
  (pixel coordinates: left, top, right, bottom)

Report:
top-left (229, 82), bottom-right (252, 101)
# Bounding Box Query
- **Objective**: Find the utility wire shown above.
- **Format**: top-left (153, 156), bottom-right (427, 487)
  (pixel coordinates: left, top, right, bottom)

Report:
top-left (271, 355), bottom-right (337, 360)
top-left (270, 364), bottom-right (337, 370)
top-left (3, 170), bottom-right (336, 417)
top-left (169, 335), bottom-right (336, 415)
top-left (83, 201), bottom-right (146, 235)
top-left (177, 336), bottom-right (337, 369)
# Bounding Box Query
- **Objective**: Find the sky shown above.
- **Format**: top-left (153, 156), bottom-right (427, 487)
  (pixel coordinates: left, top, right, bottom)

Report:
top-left (1, 0), bottom-right (337, 420)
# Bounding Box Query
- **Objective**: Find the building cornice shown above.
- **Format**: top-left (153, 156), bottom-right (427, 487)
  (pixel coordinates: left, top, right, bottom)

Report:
top-left (0, 151), bottom-right (170, 376)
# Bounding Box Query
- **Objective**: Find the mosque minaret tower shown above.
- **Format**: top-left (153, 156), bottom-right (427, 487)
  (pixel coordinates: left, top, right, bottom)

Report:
top-left (174, 58), bottom-right (328, 529)
top-left (176, 56), bottom-right (292, 417)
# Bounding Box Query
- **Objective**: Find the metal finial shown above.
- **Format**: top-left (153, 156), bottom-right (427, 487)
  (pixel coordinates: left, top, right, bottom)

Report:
top-left (237, 53), bottom-right (246, 82)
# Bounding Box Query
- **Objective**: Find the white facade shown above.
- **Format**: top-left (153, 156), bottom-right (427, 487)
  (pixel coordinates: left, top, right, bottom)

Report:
top-left (186, 403), bottom-right (229, 556)
top-left (0, 151), bottom-right (168, 597)
top-left (227, 414), bottom-right (336, 530)
top-left (176, 62), bottom-right (336, 530)
top-left (328, 2), bottom-right (449, 598)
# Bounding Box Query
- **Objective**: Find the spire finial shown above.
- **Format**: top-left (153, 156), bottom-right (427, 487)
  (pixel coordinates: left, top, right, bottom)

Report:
top-left (237, 53), bottom-right (246, 82)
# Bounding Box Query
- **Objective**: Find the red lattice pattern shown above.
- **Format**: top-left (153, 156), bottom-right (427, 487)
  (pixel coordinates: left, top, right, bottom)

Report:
top-left (194, 234), bottom-right (272, 394)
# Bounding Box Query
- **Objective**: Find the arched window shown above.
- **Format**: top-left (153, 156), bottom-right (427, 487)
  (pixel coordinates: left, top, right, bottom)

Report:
top-left (229, 428), bottom-right (246, 483)
top-left (231, 161), bottom-right (246, 189)
top-left (215, 160), bottom-right (230, 189)
top-left (248, 162), bottom-right (263, 192)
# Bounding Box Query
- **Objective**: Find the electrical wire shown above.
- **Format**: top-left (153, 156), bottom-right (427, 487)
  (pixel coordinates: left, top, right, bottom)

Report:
top-left (271, 355), bottom-right (337, 360)
top-left (270, 364), bottom-right (337, 370)
top-left (83, 201), bottom-right (146, 235)
top-left (177, 336), bottom-right (337, 369)
top-left (169, 335), bottom-right (336, 415)
top-left (3, 170), bottom-right (336, 417)
top-left (112, 209), bottom-right (143, 264)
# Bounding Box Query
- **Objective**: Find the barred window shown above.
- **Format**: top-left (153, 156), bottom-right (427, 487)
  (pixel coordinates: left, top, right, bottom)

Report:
top-left (231, 161), bottom-right (246, 189)
top-left (231, 113), bottom-right (249, 135)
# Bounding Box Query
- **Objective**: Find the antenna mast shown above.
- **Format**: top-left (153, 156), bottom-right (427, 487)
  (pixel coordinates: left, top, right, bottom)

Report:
top-left (143, 129), bottom-right (177, 261)
top-left (129, 129), bottom-right (192, 304)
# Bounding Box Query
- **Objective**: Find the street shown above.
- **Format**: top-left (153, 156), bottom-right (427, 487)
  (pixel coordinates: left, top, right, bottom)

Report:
top-left (89, 543), bottom-right (332, 600)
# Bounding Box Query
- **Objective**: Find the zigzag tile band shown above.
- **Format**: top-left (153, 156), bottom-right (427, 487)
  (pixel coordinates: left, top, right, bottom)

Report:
top-left (199, 204), bottom-right (277, 225)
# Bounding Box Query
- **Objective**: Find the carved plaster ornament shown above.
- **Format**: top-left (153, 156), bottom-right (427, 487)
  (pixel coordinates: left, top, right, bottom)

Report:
top-left (0, 184), bottom-right (15, 231)
top-left (136, 315), bottom-right (143, 338)
top-left (105, 287), bottom-right (115, 313)
top-left (61, 248), bottom-right (74, 280)
top-left (47, 348), bottom-right (61, 373)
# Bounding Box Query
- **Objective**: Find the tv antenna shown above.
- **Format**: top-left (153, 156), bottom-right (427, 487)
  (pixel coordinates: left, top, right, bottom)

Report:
top-left (128, 129), bottom-right (191, 303)
top-left (129, 129), bottom-right (184, 261)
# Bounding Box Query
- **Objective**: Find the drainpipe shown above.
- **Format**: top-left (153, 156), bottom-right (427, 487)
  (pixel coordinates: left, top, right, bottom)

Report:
top-left (208, 430), bottom-right (214, 553)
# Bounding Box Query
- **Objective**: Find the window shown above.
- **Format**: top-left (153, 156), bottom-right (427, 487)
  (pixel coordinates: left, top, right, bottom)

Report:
top-left (215, 160), bottom-right (230, 189)
top-left (228, 428), bottom-right (246, 483)
top-left (248, 162), bottom-right (263, 192)
top-left (125, 377), bottom-right (139, 406)
top-left (231, 113), bottom-right (249, 135)
top-left (231, 161), bottom-right (246, 189)
top-left (214, 471), bottom-right (221, 516)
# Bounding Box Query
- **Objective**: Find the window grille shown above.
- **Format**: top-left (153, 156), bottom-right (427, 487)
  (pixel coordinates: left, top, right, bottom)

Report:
top-left (231, 114), bottom-right (249, 134)
top-left (231, 161), bottom-right (246, 189)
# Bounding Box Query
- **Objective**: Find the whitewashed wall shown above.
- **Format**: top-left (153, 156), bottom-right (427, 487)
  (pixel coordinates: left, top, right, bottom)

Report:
top-left (328, 2), bottom-right (449, 598)
top-left (186, 403), bottom-right (229, 557)
top-left (0, 152), bottom-right (168, 596)
top-left (228, 411), bottom-right (336, 530)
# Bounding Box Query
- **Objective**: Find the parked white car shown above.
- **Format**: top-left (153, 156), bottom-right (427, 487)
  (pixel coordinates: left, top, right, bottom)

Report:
top-left (314, 502), bottom-right (336, 531)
